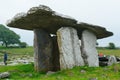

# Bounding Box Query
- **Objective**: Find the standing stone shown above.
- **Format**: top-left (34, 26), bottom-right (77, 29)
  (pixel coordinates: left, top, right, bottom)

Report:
top-left (108, 55), bottom-right (117, 66)
top-left (34, 29), bottom-right (53, 72)
top-left (81, 30), bottom-right (99, 67)
top-left (57, 27), bottom-right (84, 70)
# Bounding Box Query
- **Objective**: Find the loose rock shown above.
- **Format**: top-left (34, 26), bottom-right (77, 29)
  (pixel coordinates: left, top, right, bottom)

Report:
top-left (89, 78), bottom-right (98, 80)
top-left (46, 71), bottom-right (55, 75)
top-left (0, 72), bottom-right (10, 79)
top-left (108, 55), bottom-right (117, 66)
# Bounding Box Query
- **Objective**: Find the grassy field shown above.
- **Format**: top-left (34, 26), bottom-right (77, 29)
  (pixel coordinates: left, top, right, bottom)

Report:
top-left (98, 49), bottom-right (120, 57)
top-left (0, 46), bottom-right (34, 62)
top-left (0, 46), bottom-right (34, 55)
top-left (0, 63), bottom-right (120, 80)
top-left (0, 47), bottom-right (120, 80)
top-left (0, 46), bottom-right (120, 56)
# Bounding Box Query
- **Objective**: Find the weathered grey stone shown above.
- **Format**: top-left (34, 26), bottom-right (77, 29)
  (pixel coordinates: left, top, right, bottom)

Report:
top-left (81, 30), bottom-right (99, 67)
top-left (46, 71), bottom-right (55, 75)
top-left (6, 5), bottom-right (113, 72)
top-left (7, 5), bottom-right (77, 33)
top-left (89, 78), bottom-right (98, 80)
top-left (76, 23), bottom-right (113, 39)
top-left (0, 72), bottom-right (10, 79)
top-left (57, 27), bottom-right (84, 70)
top-left (80, 70), bottom-right (86, 73)
top-left (7, 5), bottom-right (113, 39)
top-left (34, 29), bottom-right (53, 72)
top-left (108, 55), bottom-right (117, 66)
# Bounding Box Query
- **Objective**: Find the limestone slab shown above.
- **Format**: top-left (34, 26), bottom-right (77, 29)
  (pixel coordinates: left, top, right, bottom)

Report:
top-left (81, 30), bottom-right (99, 67)
top-left (57, 27), bottom-right (84, 70)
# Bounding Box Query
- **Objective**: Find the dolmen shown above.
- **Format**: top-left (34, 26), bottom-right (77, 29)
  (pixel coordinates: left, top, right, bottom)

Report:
top-left (7, 5), bottom-right (113, 72)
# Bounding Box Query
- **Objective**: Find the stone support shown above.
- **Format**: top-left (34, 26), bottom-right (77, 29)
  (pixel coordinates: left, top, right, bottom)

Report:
top-left (81, 30), bottom-right (99, 67)
top-left (57, 27), bottom-right (84, 70)
top-left (34, 29), bottom-right (53, 72)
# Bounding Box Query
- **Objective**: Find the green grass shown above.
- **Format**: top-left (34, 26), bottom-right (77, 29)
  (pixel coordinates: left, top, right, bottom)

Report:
top-left (0, 46), bottom-right (34, 55)
top-left (0, 46), bottom-right (120, 57)
top-left (0, 63), bottom-right (120, 80)
top-left (0, 47), bottom-right (120, 79)
top-left (98, 49), bottom-right (120, 57)
top-left (0, 46), bottom-right (34, 62)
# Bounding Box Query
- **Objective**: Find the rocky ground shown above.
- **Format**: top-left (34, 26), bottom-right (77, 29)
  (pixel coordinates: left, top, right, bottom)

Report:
top-left (0, 55), bottom-right (34, 65)
top-left (0, 54), bottom-right (120, 66)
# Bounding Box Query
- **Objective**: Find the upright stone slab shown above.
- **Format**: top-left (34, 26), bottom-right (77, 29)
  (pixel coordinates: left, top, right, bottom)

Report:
top-left (81, 30), bottom-right (99, 67)
top-left (34, 29), bottom-right (53, 72)
top-left (108, 55), bottom-right (117, 66)
top-left (57, 27), bottom-right (84, 70)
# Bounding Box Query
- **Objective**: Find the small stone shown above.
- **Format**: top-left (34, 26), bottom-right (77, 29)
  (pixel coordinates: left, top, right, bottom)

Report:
top-left (113, 65), bottom-right (120, 72)
top-left (103, 67), bottom-right (108, 71)
top-left (0, 72), bottom-right (10, 79)
top-left (28, 74), bottom-right (33, 77)
top-left (56, 76), bottom-right (62, 80)
top-left (89, 78), bottom-right (98, 80)
top-left (46, 71), bottom-right (55, 75)
top-left (80, 70), bottom-right (86, 73)
top-left (20, 74), bottom-right (26, 77)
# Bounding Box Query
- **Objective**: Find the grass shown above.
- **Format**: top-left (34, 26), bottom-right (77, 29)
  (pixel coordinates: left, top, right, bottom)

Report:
top-left (98, 49), bottom-right (120, 57)
top-left (0, 46), bottom-right (120, 79)
top-left (0, 63), bottom-right (120, 80)
top-left (0, 46), bottom-right (120, 57)
top-left (0, 46), bottom-right (34, 55)
top-left (0, 46), bottom-right (34, 63)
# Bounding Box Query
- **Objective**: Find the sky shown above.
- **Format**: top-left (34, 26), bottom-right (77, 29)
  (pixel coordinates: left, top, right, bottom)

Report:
top-left (0, 0), bottom-right (120, 47)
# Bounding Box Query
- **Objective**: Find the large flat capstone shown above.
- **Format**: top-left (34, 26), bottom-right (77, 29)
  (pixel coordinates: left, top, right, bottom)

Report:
top-left (57, 27), bottom-right (84, 70)
top-left (7, 5), bottom-right (113, 39)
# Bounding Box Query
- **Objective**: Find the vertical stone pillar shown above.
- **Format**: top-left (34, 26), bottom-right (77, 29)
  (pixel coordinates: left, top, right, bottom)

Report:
top-left (57, 27), bottom-right (84, 70)
top-left (81, 30), bottom-right (99, 67)
top-left (34, 29), bottom-right (53, 72)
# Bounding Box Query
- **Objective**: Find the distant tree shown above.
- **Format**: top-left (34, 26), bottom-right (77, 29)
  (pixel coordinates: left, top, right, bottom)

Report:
top-left (96, 42), bottom-right (99, 47)
top-left (0, 24), bottom-right (20, 47)
top-left (19, 42), bottom-right (27, 48)
top-left (96, 42), bottom-right (99, 46)
top-left (108, 42), bottom-right (116, 49)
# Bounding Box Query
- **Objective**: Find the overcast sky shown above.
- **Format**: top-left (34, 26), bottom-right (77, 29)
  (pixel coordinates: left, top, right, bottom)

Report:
top-left (0, 0), bottom-right (120, 46)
